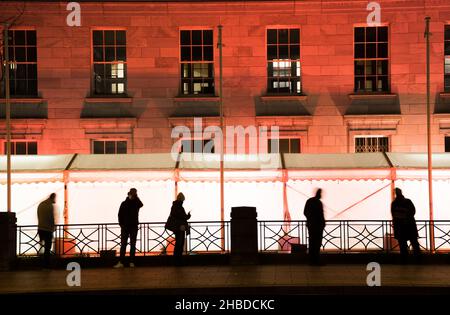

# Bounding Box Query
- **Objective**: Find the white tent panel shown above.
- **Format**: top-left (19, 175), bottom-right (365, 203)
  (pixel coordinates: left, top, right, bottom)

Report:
top-left (387, 153), bottom-right (450, 169)
top-left (178, 154), bottom-right (282, 170)
top-left (0, 154), bottom-right (74, 172)
top-left (68, 171), bottom-right (174, 182)
top-left (286, 179), bottom-right (392, 221)
top-left (0, 182), bottom-right (64, 225)
top-left (284, 153), bottom-right (390, 169)
top-left (68, 180), bottom-right (175, 224)
top-left (69, 154), bottom-right (176, 170)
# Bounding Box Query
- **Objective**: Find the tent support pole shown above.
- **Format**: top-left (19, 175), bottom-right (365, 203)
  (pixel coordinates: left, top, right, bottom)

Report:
top-left (425, 17), bottom-right (435, 252)
top-left (218, 25), bottom-right (225, 252)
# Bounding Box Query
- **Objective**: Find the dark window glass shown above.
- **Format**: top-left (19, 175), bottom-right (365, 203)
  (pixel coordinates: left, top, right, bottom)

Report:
top-left (28, 142), bottom-right (38, 155)
top-left (180, 29), bottom-right (215, 95)
top-left (445, 26), bottom-right (450, 92)
top-left (445, 136), bottom-right (450, 152)
top-left (4, 30), bottom-right (38, 96)
top-left (355, 137), bottom-right (389, 153)
top-left (117, 141), bottom-right (127, 154)
top-left (105, 141), bottom-right (115, 154)
top-left (92, 30), bottom-right (127, 95)
top-left (93, 141), bottom-right (104, 154)
top-left (267, 29), bottom-right (277, 44)
top-left (354, 26), bottom-right (389, 93)
top-left (267, 28), bottom-right (301, 94)
top-left (268, 138), bottom-right (301, 153)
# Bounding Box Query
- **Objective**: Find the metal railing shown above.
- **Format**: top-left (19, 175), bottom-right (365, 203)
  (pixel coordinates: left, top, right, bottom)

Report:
top-left (259, 220), bottom-right (450, 253)
top-left (17, 221), bottom-right (230, 257)
top-left (17, 220), bottom-right (450, 257)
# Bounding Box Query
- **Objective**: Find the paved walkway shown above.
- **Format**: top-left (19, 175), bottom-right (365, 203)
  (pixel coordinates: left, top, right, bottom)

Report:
top-left (1, 264), bottom-right (450, 295)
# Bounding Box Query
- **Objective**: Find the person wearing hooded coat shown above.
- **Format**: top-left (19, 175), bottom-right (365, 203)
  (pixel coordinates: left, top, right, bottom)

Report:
top-left (170, 192), bottom-right (191, 265)
top-left (391, 188), bottom-right (421, 263)
top-left (303, 188), bottom-right (326, 265)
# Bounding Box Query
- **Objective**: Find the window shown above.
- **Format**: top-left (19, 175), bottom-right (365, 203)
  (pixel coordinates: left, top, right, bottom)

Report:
top-left (3, 30), bottom-right (38, 96)
top-left (268, 138), bottom-right (301, 153)
top-left (92, 140), bottom-right (127, 154)
top-left (180, 30), bottom-right (214, 95)
top-left (445, 136), bottom-right (450, 152)
top-left (267, 28), bottom-right (301, 94)
top-left (180, 139), bottom-right (215, 153)
top-left (354, 26), bottom-right (389, 93)
top-left (92, 30), bottom-right (127, 95)
top-left (355, 136), bottom-right (389, 152)
top-left (445, 26), bottom-right (450, 92)
top-left (3, 141), bottom-right (37, 155)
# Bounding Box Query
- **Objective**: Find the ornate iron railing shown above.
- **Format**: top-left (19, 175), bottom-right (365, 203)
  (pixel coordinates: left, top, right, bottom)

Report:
top-left (17, 220), bottom-right (450, 257)
top-left (17, 221), bottom-right (230, 257)
top-left (259, 220), bottom-right (450, 253)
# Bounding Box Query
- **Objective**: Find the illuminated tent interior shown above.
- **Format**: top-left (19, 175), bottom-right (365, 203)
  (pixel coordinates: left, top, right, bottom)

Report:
top-left (1, 153), bottom-right (450, 226)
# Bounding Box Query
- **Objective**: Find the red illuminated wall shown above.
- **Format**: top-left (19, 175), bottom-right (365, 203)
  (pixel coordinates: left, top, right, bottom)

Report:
top-left (0, 0), bottom-right (449, 154)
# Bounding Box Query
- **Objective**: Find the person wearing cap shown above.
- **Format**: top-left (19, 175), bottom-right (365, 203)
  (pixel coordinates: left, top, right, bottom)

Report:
top-left (170, 192), bottom-right (191, 266)
top-left (114, 188), bottom-right (143, 268)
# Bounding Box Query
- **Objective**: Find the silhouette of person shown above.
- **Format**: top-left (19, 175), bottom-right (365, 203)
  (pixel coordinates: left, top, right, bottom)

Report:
top-left (391, 188), bottom-right (421, 264)
top-left (170, 192), bottom-right (191, 266)
top-left (37, 193), bottom-right (56, 268)
top-left (114, 188), bottom-right (143, 268)
top-left (304, 188), bottom-right (326, 265)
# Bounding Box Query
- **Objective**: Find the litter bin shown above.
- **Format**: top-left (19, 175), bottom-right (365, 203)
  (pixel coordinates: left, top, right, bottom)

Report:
top-left (230, 206), bottom-right (258, 264)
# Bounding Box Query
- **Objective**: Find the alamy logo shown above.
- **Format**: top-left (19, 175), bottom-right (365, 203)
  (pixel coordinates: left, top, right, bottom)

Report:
top-left (171, 118), bottom-right (281, 169)
top-left (66, 262), bottom-right (81, 287)
top-left (367, 2), bottom-right (381, 26)
top-left (66, 2), bottom-right (81, 27)
top-left (366, 262), bottom-right (381, 287)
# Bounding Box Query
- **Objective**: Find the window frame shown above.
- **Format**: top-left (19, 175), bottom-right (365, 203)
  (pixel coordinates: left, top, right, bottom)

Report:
top-left (3, 140), bottom-right (38, 155)
top-left (265, 26), bottom-right (302, 95)
top-left (3, 28), bottom-right (38, 97)
top-left (354, 135), bottom-right (390, 153)
top-left (179, 28), bottom-right (215, 96)
top-left (177, 137), bottom-right (215, 154)
top-left (90, 28), bottom-right (128, 97)
top-left (267, 137), bottom-right (301, 154)
top-left (91, 139), bottom-right (128, 154)
top-left (353, 24), bottom-right (390, 94)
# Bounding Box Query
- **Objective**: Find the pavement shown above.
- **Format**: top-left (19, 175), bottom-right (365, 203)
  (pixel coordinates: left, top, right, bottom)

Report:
top-left (1, 263), bottom-right (450, 295)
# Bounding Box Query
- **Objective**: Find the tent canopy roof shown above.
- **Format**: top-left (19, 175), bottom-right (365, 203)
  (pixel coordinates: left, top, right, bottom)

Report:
top-left (1, 153), bottom-right (450, 172)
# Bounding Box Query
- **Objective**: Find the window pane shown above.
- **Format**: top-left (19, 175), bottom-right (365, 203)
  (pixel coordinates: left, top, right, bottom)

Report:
top-left (355, 61), bottom-right (364, 75)
top-left (117, 141), bottom-right (127, 154)
top-left (93, 47), bottom-right (104, 62)
top-left (28, 142), bottom-right (37, 155)
top-left (267, 29), bottom-right (277, 44)
top-left (105, 47), bottom-right (115, 61)
top-left (366, 27), bottom-right (376, 42)
top-left (354, 28), bottom-right (365, 42)
top-left (267, 45), bottom-right (277, 60)
top-left (192, 46), bottom-right (202, 61)
top-left (278, 29), bottom-right (288, 44)
top-left (366, 43), bottom-right (376, 58)
top-left (203, 30), bottom-right (213, 45)
top-left (355, 77), bottom-right (365, 92)
top-left (445, 42), bottom-right (450, 56)
top-left (27, 47), bottom-right (37, 62)
top-left (181, 47), bottom-right (191, 61)
top-left (279, 45), bottom-right (289, 59)
top-left (181, 140), bottom-right (191, 153)
top-left (16, 80), bottom-right (27, 95)
top-left (180, 31), bottom-right (190, 45)
top-left (16, 142), bottom-right (27, 155)
top-left (26, 31), bottom-right (36, 46)
top-left (290, 139), bottom-right (301, 153)
top-left (445, 136), bottom-right (450, 152)
top-left (105, 141), bottom-right (116, 154)
top-left (116, 31), bottom-right (126, 45)
top-left (279, 139), bottom-right (290, 153)
top-left (93, 141), bottom-right (104, 154)
top-left (15, 64), bottom-right (27, 79)
top-left (290, 29), bottom-right (300, 44)
top-left (28, 80), bottom-right (38, 96)
top-left (377, 43), bottom-right (388, 58)
top-left (116, 47), bottom-right (126, 61)
top-left (192, 30), bottom-right (202, 45)
top-left (290, 45), bottom-right (300, 60)
top-left (268, 139), bottom-right (279, 153)
top-left (15, 47), bottom-right (26, 62)
top-left (378, 27), bottom-right (388, 42)
top-left (93, 31), bottom-right (103, 45)
top-left (14, 31), bottom-right (26, 45)
top-left (203, 46), bottom-right (213, 61)
top-left (355, 44), bottom-right (365, 58)
top-left (104, 31), bottom-right (115, 45)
